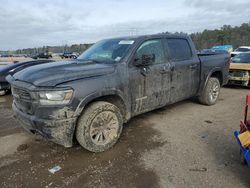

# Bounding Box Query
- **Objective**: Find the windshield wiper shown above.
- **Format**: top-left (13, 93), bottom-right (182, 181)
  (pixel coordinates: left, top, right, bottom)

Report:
top-left (77, 59), bottom-right (116, 64)
top-left (87, 59), bottom-right (102, 64)
top-left (77, 59), bottom-right (102, 64)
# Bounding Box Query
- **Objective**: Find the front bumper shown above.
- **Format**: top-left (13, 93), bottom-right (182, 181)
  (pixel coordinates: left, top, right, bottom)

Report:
top-left (228, 70), bottom-right (250, 86)
top-left (13, 103), bottom-right (77, 147)
top-left (228, 76), bottom-right (249, 86)
top-left (229, 75), bottom-right (250, 81)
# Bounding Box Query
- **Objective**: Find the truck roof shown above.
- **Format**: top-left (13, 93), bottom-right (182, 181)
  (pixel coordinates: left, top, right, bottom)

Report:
top-left (105, 33), bottom-right (189, 41)
top-left (238, 46), bottom-right (250, 49)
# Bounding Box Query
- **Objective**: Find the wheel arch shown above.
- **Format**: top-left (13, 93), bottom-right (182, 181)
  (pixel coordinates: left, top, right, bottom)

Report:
top-left (210, 71), bottom-right (223, 85)
top-left (198, 68), bottom-right (223, 97)
top-left (75, 90), bottom-right (130, 122)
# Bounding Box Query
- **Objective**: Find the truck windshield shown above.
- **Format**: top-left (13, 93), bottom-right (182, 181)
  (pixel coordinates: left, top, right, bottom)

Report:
top-left (77, 39), bottom-right (134, 63)
top-left (232, 53), bottom-right (250, 63)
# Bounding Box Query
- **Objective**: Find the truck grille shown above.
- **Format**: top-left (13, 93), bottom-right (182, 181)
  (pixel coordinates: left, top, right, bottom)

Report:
top-left (229, 70), bottom-right (246, 77)
top-left (12, 87), bottom-right (31, 100)
top-left (12, 87), bottom-right (33, 114)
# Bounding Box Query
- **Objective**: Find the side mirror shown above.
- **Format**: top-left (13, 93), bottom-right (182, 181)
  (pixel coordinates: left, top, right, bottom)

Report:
top-left (134, 54), bottom-right (155, 67)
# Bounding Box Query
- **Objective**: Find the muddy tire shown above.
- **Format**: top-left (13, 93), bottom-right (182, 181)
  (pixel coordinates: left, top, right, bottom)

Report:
top-left (76, 101), bottom-right (123, 152)
top-left (198, 77), bottom-right (220, 105)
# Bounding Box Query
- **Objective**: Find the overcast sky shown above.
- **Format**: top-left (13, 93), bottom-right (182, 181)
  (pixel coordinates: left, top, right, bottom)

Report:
top-left (0, 0), bottom-right (250, 50)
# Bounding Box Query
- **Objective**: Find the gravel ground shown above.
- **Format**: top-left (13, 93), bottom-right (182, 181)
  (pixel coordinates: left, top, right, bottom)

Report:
top-left (0, 87), bottom-right (249, 188)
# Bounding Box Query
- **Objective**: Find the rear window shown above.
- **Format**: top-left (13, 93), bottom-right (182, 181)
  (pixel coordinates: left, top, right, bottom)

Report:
top-left (166, 39), bottom-right (192, 61)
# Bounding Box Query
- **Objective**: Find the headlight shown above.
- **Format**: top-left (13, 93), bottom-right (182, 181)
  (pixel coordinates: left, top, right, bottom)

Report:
top-left (38, 89), bottom-right (73, 105)
top-left (243, 71), bottom-right (249, 77)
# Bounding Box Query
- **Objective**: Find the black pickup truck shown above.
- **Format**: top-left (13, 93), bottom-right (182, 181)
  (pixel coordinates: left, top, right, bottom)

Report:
top-left (7, 34), bottom-right (230, 152)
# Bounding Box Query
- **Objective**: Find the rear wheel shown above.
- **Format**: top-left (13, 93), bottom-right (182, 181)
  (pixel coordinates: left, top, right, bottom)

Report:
top-left (198, 77), bottom-right (221, 105)
top-left (76, 101), bottom-right (123, 152)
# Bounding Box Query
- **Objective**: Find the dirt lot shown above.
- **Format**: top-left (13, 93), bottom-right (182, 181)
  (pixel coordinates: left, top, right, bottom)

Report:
top-left (0, 87), bottom-right (250, 188)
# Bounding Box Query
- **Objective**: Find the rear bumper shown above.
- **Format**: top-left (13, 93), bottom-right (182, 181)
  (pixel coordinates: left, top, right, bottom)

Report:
top-left (13, 103), bottom-right (77, 147)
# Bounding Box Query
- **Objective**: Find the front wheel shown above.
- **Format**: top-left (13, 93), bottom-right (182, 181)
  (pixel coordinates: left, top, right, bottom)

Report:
top-left (76, 101), bottom-right (123, 152)
top-left (198, 77), bottom-right (221, 105)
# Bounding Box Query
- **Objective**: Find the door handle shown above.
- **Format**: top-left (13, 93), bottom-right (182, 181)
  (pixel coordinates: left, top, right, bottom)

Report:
top-left (189, 64), bottom-right (198, 69)
top-left (160, 64), bottom-right (173, 74)
top-left (159, 66), bottom-right (170, 74)
top-left (140, 67), bottom-right (150, 76)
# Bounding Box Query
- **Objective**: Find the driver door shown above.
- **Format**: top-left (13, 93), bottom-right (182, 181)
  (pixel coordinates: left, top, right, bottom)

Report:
top-left (129, 39), bottom-right (171, 115)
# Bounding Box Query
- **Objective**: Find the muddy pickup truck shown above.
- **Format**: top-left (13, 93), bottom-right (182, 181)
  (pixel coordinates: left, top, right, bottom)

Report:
top-left (7, 34), bottom-right (230, 152)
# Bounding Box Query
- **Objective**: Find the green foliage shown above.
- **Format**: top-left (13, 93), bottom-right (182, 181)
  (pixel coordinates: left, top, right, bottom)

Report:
top-left (190, 22), bottom-right (250, 50)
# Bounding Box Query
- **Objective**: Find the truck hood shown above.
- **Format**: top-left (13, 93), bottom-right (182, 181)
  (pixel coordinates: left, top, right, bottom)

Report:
top-left (230, 63), bottom-right (250, 71)
top-left (12, 60), bottom-right (115, 87)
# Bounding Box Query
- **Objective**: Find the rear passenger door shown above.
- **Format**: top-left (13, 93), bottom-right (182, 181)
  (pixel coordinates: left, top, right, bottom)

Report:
top-left (164, 38), bottom-right (200, 103)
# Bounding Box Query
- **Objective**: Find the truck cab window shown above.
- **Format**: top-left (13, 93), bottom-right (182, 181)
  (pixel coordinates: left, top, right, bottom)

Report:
top-left (136, 39), bottom-right (164, 64)
top-left (166, 39), bottom-right (192, 61)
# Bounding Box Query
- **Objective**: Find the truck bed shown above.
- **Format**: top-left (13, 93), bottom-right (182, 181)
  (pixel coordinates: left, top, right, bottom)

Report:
top-left (198, 53), bottom-right (231, 86)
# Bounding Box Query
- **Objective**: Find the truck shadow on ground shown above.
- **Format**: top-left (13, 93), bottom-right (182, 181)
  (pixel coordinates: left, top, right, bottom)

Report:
top-left (0, 112), bottom-right (168, 188)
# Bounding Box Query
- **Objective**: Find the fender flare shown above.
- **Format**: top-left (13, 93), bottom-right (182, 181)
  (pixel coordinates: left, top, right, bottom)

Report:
top-left (74, 89), bottom-right (129, 118)
top-left (199, 67), bottom-right (223, 94)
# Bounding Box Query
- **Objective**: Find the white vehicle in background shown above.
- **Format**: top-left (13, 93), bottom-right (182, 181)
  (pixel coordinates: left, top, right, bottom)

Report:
top-left (231, 46), bottom-right (250, 57)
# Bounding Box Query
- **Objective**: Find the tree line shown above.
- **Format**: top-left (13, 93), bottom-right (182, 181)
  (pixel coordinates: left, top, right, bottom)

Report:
top-left (190, 22), bottom-right (250, 50)
top-left (0, 43), bottom-right (93, 56)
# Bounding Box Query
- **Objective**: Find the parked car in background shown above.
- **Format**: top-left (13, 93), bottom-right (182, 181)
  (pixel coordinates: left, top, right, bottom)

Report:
top-left (61, 52), bottom-right (79, 59)
top-left (32, 52), bottom-right (53, 59)
top-left (228, 52), bottom-right (250, 86)
top-left (211, 45), bottom-right (233, 53)
top-left (0, 60), bottom-right (55, 95)
top-left (1, 54), bottom-right (13, 57)
top-left (7, 34), bottom-right (230, 152)
top-left (231, 46), bottom-right (250, 57)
